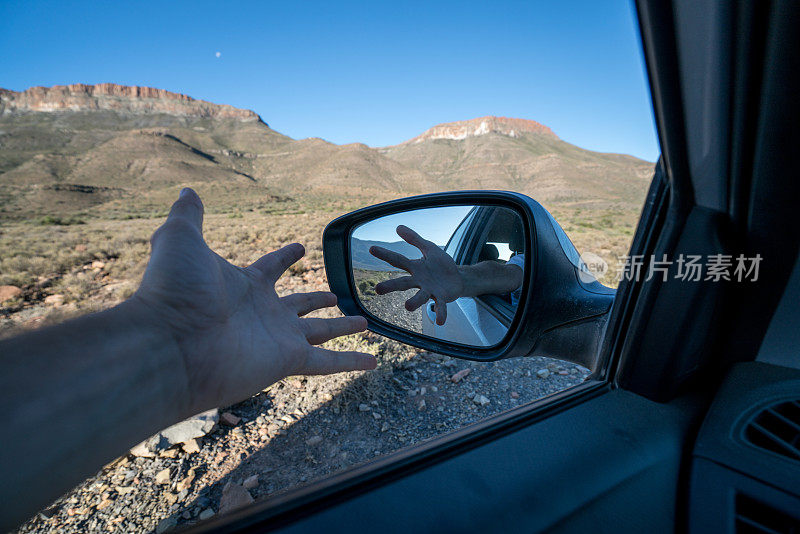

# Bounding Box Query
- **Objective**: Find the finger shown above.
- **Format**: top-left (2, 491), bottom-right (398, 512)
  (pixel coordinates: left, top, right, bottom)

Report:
top-left (281, 291), bottom-right (337, 316)
top-left (375, 276), bottom-right (417, 295)
top-left (396, 225), bottom-right (435, 254)
top-left (405, 289), bottom-right (430, 312)
top-left (300, 316), bottom-right (368, 345)
top-left (167, 188), bottom-right (204, 233)
top-left (249, 243), bottom-right (305, 281)
top-left (369, 245), bottom-right (412, 272)
top-left (434, 297), bottom-right (447, 325)
top-left (301, 346), bottom-right (377, 375)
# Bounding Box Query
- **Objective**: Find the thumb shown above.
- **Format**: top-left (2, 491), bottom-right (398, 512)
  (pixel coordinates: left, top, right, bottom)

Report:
top-left (167, 188), bottom-right (204, 234)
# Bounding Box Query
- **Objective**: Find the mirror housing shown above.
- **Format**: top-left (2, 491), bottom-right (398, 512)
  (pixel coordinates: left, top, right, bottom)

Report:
top-left (323, 191), bottom-right (614, 369)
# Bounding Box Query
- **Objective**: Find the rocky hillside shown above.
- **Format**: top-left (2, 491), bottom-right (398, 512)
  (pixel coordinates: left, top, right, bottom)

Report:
top-left (380, 116), bottom-right (653, 207)
top-left (0, 84), bottom-right (653, 222)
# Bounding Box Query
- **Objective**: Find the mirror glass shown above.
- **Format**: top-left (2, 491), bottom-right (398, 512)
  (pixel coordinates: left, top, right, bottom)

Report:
top-left (350, 205), bottom-right (527, 347)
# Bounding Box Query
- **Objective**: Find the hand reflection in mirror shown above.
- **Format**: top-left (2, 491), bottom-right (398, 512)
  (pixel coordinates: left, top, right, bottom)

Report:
top-left (369, 225), bottom-right (524, 325)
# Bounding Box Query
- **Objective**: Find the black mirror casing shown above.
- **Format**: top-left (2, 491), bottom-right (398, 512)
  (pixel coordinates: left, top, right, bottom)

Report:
top-left (323, 191), bottom-right (615, 368)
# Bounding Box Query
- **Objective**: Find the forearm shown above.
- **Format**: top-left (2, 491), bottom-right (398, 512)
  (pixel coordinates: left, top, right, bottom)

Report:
top-left (457, 262), bottom-right (523, 297)
top-left (0, 299), bottom-right (190, 529)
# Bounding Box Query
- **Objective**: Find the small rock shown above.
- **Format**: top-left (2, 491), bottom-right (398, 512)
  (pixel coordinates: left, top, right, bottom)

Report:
top-left (74, 244), bottom-right (87, 252)
top-left (218, 482), bottom-right (254, 516)
top-left (38, 505), bottom-right (60, 520)
top-left (220, 412), bottom-right (241, 426)
top-left (358, 403), bottom-right (370, 412)
top-left (130, 437), bottom-right (158, 458)
top-left (91, 260), bottom-right (106, 269)
top-left (198, 508), bottom-right (215, 521)
top-left (451, 369), bottom-right (471, 383)
top-left (178, 489), bottom-right (188, 501)
top-left (176, 469), bottom-right (196, 492)
top-left (380, 422), bottom-right (390, 432)
top-left (510, 391), bottom-right (520, 399)
top-left (536, 369), bottom-right (550, 379)
top-left (289, 379), bottom-right (303, 389)
top-left (44, 294), bottom-right (65, 306)
top-left (182, 439), bottom-right (200, 454)
top-left (0, 285), bottom-right (22, 303)
top-left (131, 409), bottom-right (218, 456)
top-left (160, 448), bottom-right (179, 459)
top-left (418, 399), bottom-right (426, 410)
top-left (306, 435), bottom-right (323, 446)
top-left (558, 370), bottom-right (569, 375)
top-left (372, 412), bottom-right (381, 420)
top-left (473, 395), bottom-right (490, 406)
top-left (164, 492), bottom-right (178, 506)
top-left (161, 409), bottom-right (218, 443)
top-left (156, 515), bottom-right (177, 534)
top-left (155, 468), bottom-right (171, 485)
top-left (243, 475), bottom-right (259, 489)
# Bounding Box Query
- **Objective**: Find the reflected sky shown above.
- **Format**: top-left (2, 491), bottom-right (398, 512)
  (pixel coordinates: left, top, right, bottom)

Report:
top-left (352, 205), bottom-right (474, 246)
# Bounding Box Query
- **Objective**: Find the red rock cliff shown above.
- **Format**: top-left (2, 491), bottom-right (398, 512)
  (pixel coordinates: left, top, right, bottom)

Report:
top-left (0, 83), bottom-right (262, 122)
top-left (405, 116), bottom-right (557, 144)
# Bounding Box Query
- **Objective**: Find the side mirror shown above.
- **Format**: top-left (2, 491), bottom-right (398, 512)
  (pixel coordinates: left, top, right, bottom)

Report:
top-left (323, 191), bottom-right (614, 370)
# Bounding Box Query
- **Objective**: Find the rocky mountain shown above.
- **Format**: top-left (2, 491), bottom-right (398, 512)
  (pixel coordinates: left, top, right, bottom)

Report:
top-left (0, 83), bottom-right (653, 221)
top-left (0, 84), bottom-right (261, 122)
top-left (380, 116), bottom-right (652, 207)
top-left (402, 116), bottom-right (556, 143)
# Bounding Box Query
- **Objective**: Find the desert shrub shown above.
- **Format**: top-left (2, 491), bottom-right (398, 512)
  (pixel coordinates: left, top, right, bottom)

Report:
top-left (37, 215), bottom-right (85, 226)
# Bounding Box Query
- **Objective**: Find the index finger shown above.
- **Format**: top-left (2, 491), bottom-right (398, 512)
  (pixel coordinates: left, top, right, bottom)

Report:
top-left (369, 245), bottom-right (412, 272)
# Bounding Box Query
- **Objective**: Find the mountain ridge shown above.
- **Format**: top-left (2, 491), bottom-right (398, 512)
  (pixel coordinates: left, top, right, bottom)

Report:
top-left (0, 83), bottom-right (263, 123)
top-left (398, 116), bottom-right (558, 145)
top-left (0, 83), bottom-right (653, 222)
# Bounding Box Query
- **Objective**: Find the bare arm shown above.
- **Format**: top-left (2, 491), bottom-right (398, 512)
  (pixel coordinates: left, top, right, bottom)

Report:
top-left (0, 189), bottom-right (376, 529)
top-left (457, 260), bottom-right (523, 298)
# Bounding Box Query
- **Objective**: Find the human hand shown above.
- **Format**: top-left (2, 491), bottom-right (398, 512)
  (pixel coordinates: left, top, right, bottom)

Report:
top-left (132, 188), bottom-right (376, 414)
top-left (369, 225), bottom-right (464, 325)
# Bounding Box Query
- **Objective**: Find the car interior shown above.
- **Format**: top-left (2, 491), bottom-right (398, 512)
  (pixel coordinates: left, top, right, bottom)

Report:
top-left (195, 0), bottom-right (800, 531)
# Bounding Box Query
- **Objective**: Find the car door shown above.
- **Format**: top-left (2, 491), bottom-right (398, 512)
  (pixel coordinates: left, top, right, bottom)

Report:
top-left (195, 1), bottom-right (800, 531)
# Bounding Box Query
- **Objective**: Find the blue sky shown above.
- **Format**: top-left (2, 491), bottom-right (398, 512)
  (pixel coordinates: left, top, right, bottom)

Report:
top-left (0, 1), bottom-right (659, 161)
top-left (352, 205), bottom-right (474, 246)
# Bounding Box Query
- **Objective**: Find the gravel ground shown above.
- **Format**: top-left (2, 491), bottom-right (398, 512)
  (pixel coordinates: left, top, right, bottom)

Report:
top-left (9, 266), bottom-right (589, 533)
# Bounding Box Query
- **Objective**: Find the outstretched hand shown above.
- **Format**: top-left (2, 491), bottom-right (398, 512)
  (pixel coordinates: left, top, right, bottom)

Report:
top-left (134, 188), bottom-right (376, 413)
top-left (369, 225), bottom-right (464, 325)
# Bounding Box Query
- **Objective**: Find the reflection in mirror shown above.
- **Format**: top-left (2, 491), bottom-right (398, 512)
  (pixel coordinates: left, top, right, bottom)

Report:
top-left (350, 205), bottom-right (527, 347)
